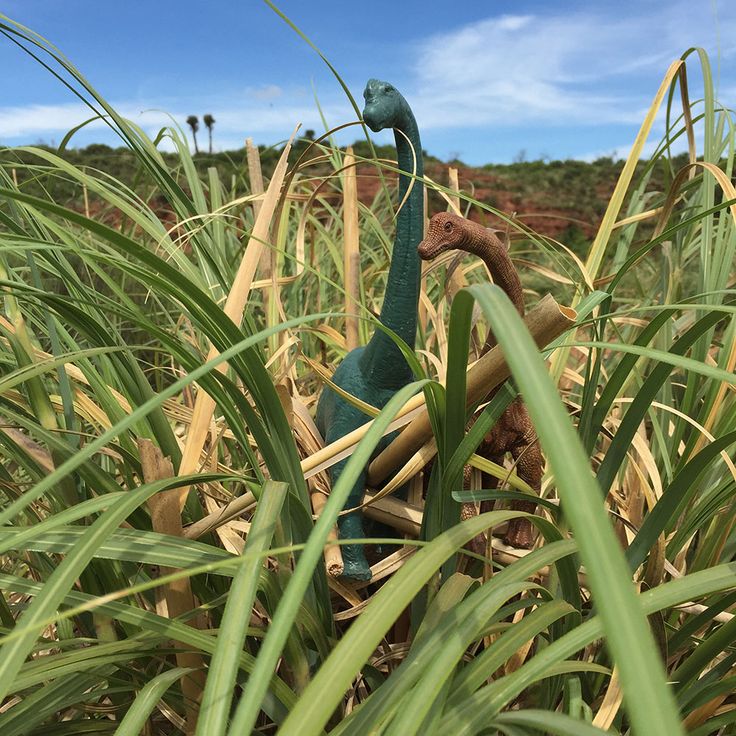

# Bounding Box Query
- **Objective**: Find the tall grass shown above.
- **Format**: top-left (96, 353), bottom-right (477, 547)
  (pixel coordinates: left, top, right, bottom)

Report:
top-left (0, 9), bottom-right (735, 736)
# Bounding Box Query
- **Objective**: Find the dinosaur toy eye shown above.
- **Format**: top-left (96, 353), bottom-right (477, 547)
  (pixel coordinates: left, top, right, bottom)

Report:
top-left (444, 221), bottom-right (453, 233)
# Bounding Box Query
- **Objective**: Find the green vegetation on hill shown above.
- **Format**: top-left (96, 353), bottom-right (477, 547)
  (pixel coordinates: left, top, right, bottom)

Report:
top-left (4, 139), bottom-right (692, 260)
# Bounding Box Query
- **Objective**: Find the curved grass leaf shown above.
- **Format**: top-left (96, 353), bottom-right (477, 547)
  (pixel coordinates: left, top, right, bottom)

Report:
top-left (462, 283), bottom-right (684, 736)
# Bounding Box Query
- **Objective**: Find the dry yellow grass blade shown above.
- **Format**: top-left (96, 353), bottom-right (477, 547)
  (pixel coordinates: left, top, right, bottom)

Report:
top-left (0, 426), bottom-right (54, 473)
top-left (309, 322), bottom-right (348, 349)
top-left (271, 199), bottom-right (300, 383)
top-left (614, 398), bottom-right (736, 483)
top-left (346, 439), bottom-right (437, 514)
top-left (327, 577), bottom-right (363, 608)
top-left (587, 59), bottom-right (690, 280)
top-left (683, 663), bottom-right (736, 730)
top-left (352, 545), bottom-right (418, 591)
top-left (447, 167), bottom-right (461, 216)
top-left (593, 667), bottom-right (623, 730)
top-left (175, 128), bottom-right (296, 511)
top-left (343, 146), bottom-right (361, 350)
top-left (294, 160), bottom-right (361, 293)
top-left (468, 453), bottom-right (535, 494)
top-left (551, 58), bottom-right (689, 383)
top-left (415, 348), bottom-right (446, 381)
top-left (246, 137), bottom-right (265, 220)
top-left (504, 598), bottom-right (536, 675)
top-left (42, 389), bottom-right (115, 433)
top-left (513, 258), bottom-right (575, 286)
top-left (183, 491), bottom-right (256, 540)
top-left (264, 334), bottom-right (300, 372)
top-left (423, 173), bottom-right (470, 214)
top-left (302, 353), bottom-right (380, 418)
top-left (652, 161), bottom-right (736, 239)
top-left (611, 205), bottom-right (667, 230)
top-left (420, 289), bottom-right (448, 374)
top-left (623, 422), bottom-right (649, 531)
top-left (138, 438), bottom-right (205, 735)
top-left (246, 136), bottom-right (272, 351)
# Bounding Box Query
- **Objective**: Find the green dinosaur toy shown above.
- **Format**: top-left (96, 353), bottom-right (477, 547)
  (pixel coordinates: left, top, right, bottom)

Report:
top-left (316, 79), bottom-right (424, 580)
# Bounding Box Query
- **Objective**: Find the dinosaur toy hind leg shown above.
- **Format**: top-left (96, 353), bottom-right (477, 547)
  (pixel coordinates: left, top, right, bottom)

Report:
top-left (505, 433), bottom-right (543, 548)
top-left (327, 457), bottom-right (372, 581)
top-left (462, 460), bottom-right (502, 558)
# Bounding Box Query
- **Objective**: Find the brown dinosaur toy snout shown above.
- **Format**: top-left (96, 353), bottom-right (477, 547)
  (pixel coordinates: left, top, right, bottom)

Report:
top-left (418, 212), bottom-right (465, 260)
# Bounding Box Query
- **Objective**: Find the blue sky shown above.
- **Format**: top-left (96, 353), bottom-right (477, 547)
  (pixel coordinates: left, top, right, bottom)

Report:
top-left (0, 0), bottom-right (735, 164)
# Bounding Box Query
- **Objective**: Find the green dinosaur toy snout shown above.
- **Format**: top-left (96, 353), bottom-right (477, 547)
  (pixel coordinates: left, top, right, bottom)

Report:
top-left (362, 78), bottom-right (402, 131)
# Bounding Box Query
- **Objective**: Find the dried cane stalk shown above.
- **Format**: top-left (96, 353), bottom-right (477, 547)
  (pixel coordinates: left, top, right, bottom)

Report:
top-left (311, 491), bottom-right (344, 577)
top-left (138, 439), bottom-right (205, 735)
top-left (343, 146), bottom-right (361, 350)
top-left (176, 130), bottom-right (296, 512)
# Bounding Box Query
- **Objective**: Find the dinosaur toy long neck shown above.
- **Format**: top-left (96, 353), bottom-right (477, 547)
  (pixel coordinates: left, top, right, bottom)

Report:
top-left (360, 108), bottom-right (424, 388)
top-left (460, 219), bottom-right (524, 354)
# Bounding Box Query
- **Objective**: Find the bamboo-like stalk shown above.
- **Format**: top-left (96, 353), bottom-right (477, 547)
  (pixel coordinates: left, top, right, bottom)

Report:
top-left (362, 490), bottom-right (423, 537)
top-left (343, 146), bottom-right (361, 350)
top-left (183, 491), bottom-right (256, 539)
top-left (138, 439), bottom-right (205, 735)
top-left (246, 137), bottom-right (264, 221)
top-left (175, 131), bottom-right (295, 512)
top-left (367, 294), bottom-right (577, 485)
top-left (311, 491), bottom-right (344, 577)
top-left (445, 166), bottom-right (467, 301)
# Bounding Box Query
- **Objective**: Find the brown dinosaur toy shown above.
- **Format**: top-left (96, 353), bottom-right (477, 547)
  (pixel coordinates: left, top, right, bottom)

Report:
top-left (418, 212), bottom-right (542, 549)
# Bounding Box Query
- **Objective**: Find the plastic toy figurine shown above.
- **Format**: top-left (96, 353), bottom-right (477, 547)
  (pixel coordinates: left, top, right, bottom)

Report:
top-left (418, 212), bottom-right (541, 549)
top-left (316, 79), bottom-right (425, 580)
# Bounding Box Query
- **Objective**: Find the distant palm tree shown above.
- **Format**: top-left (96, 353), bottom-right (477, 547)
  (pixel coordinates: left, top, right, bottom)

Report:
top-left (186, 115), bottom-right (200, 154)
top-left (203, 114), bottom-right (215, 154)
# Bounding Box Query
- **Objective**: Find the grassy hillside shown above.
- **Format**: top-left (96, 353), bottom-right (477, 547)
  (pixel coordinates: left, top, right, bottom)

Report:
top-left (5, 140), bottom-right (691, 256)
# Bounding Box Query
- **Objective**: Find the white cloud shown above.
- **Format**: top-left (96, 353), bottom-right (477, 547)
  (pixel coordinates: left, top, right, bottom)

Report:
top-left (408, 2), bottom-right (736, 131)
top-left (0, 92), bottom-right (354, 152)
top-left (252, 84), bottom-right (283, 101)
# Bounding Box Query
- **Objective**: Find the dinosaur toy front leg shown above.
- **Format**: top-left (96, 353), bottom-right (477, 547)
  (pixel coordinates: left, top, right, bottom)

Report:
top-left (326, 455), bottom-right (372, 581)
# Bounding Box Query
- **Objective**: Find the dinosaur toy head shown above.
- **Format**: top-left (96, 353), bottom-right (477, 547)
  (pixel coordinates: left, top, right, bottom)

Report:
top-left (418, 212), bottom-right (467, 260)
top-left (362, 79), bottom-right (407, 131)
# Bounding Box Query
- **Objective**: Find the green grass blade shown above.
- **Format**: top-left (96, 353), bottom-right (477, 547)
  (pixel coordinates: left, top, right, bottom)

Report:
top-left (463, 283), bottom-right (684, 736)
top-left (197, 481), bottom-right (288, 736)
top-left (227, 380), bottom-right (428, 736)
top-left (115, 667), bottom-right (194, 736)
top-left (491, 710), bottom-right (611, 735)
